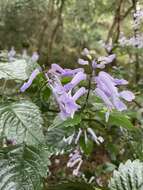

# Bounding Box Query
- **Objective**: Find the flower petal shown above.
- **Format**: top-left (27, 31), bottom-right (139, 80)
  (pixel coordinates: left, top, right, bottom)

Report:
top-left (20, 68), bottom-right (40, 92)
top-left (64, 71), bottom-right (86, 91)
top-left (120, 90), bottom-right (135, 102)
top-left (114, 79), bottom-right (128, 85)
top-left (113, 96), bottom-right (127, 111)
top-left (73, 87), bottom-right (87, 101)
top-left (95, 88), bottom-right (113, 109)
top-left (78, 58), bottom-right (89, 65)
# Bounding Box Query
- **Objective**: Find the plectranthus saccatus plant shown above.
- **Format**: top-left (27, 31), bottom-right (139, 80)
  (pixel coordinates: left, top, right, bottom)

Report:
top-left (20, 48), bottom-right (135, 175)
top-left (0, 47), bottom-right (136, 190)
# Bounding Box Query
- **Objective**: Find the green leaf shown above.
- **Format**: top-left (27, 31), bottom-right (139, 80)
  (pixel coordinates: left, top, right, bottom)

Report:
top-left (40, 86), bottom-right (51, 102)
top-left (46, 115), bottom-right (81, 154)
top-left (0, 59), bottom-right (29, 80)
top-left (103, 162), bottom-right (116, 173)
top-left (50, 114), bottom-right (81, 129)
top-left (108, 112), bottom-right (134, 130)
top-left (61, 77), bottom-right (72, 84)
top-left (0, 100), bottom-right (45, 145)
top-left (0, 144), bottom-right (50, 190)
top-left (80, 136), bottom-right (94, 155)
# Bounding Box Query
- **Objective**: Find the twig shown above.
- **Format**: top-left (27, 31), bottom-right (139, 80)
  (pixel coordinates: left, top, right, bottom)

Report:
top-left (132, 0), bottom-right (140, 83)
top-left (133, 100), bottom-right (142, 108)
top-left (82, 74), bottom-right (92, 110)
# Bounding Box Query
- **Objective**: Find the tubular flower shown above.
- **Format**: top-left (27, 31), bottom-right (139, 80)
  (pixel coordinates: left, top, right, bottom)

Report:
top-left (78, 58), bottom-right (89, 65)
top-left (50, 63), bottom-right (84, 77)
top-left (20, 68), bottom-right (40, 92)
top-left (64, 71), bottom-right (86, 91)
top-left (67, 150), bottom-right (83, 176)
top-left (58, 87), bottom-right (87, 120)
top-left (95, 71), bottom-right (135, 112)
top-left (58, 92), bottom-right (81, 119)
top-left (92, 54), bottom-right (116, 69)
top-left (87, 128), bottom-right (104, 145)
top-left (78, 53), bottom-right (115, 69)
top-left (98, 54), bottom-right (116, 65)
top-left (46, 68), bottom-right (87, 120)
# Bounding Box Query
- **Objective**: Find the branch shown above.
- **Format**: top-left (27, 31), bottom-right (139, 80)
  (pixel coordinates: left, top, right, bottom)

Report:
top-left (132, 0), bottom-right (140, 83)
top-left (46, 0), bottom-right (65, 65)
top-left (106, 0), bottom-right (132, 46)
top-left (121, 5), bottom-right (134, 20)
top-left (133, 100), bottom-right (142, 108)
top-left (82, 74), bottom-right (92, 110)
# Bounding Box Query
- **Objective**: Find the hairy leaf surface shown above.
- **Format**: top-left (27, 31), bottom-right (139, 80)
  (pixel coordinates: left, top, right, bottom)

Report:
top-left (0, 100), bottom-right (45, 145)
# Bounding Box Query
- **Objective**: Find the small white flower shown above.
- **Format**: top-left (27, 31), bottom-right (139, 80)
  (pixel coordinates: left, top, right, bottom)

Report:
top-left (72, 160), bottom-right (83, 176)
top-left (75, 128), bottom-right (82, 144)
top-left (87, 127), bottom-right (100, 145)
top-left (98, 136), bottom-right (104, 143)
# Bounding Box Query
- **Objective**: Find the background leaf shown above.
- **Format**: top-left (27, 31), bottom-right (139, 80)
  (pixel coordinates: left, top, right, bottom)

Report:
top-left (108, 112), bottom-right (134, 130)
top-left (0, 59), bottom-right (29, 80)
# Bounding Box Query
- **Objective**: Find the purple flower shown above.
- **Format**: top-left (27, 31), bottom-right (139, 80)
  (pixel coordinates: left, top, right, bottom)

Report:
top-left (119, 90), bottom-right (135, 101)
top-left (78, 58), bottom-right (89, 65)
top-left (50, 64), bottom-right (84, 77)
top-left (59, 93), bottom-right (80, 119)
top-left (73, 87), bottom-right (87, 101)
top-left (96, 72), bottom-right (118, 96)
top-left (95, 71), bottom-right (135, 112)
top-left (92, 60), bottom-right (105, 69)
top-left (92, 54), bottom-right (116, 70)
top-left (64, 71), bottom-right (86, 91)
top-left (47, 69), bottom-right (87, 120)
top-left (50, 63), bottom-right (65, 75)
top-left (67, 150), bottom-right (82, 167)
top-left (112, 96), bottom-right (127, 111)
top-left (20, 68), bottom-right (40, 92)
top-left (59, 88), bottom-right (87, 120)
top-left (67, 150), bottom-right (83, 176)
top-left (95, 88), bottom-right (114, 109)
top-left (98, 54), bottom-right (116, 65)
top-left (63, 68), bottom-right (84, 77)
top-left (114, 78), bottom-right (128, 85)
